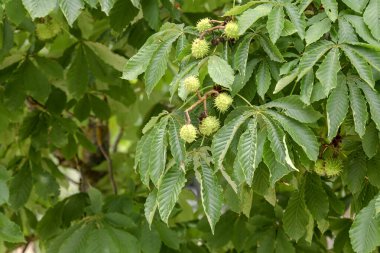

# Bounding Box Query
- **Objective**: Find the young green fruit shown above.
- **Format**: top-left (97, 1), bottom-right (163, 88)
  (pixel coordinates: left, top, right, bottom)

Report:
top-left (215, 93), bottom-right (233, 113)
top-left (199, 116), bottom-right (220, 136)
top-left (191, 39), bottom-right (209, 59)
top-left (324, 158), bottom-right (342, 177)
top-left (224, 22), bottom-right (239, 39)
top-left (184, 75), bottom-right (200, 93)
top-left (180, 124), bottom-right (197, 143)
top-left (36, 20), bottom-right (61, 41)
top-left (196, 18), bottom-right (212, 32)
top-left (314, 159), bottom-right (325, 176)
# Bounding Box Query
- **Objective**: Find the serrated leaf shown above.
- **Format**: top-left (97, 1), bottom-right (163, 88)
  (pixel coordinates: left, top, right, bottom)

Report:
top-left (283, 190), bottom-right (309, 241)
top-left (341, 45), bottom-right (374, 88)
top-left (304, 174), bottom-right (329, 220)
top-left (266, 111), bottom-right (319, 161)
top-left (99, 0), bottom-right (116, 15)
top-left (362, 122), bottom-right (379, 158)
top-left (316, 47), bottom-right (341, 95)
top-left (22, 0), bottom-right (57, 18)
top-left (349, 197), bottom-right (380, 253)
top-left (167, 117), bottom-right (186, 168)
top-left (341, 0), bottom-right (369, 13)
top-left (300, 70), bottom-right (314, 105)
top-left (284, 3), bottom-right (306, 39)
top-left (233, 117), bottom-right (264, 186)
top-left (0, 213), bottom-right (25, 243)
top-left (263, 142), bottom-right (292, 186)
top-left (197, 159), bottom-right (223, 234)
top-left (58, 0), bottom-right (84, 26)
top-left (321, 0), bottom-right (338, 22)
top-left (267, 6), bottom-right (285, 43)
top-left (157, 165), bottom-right (186, 223)
top-left (348, 45), bottom-right (380, 72)
top-left (305, 18), bottom-right (331, 45)
top-left (358, 80), bottom-right (380, 131)
top-left (297, 40), bottom-right (334, 80)
top-left (109, 0), bottom-right (139, 32)
top-left (141, 0), bottom-right (160, 30)
top-left (257, 35), bottom-right (285, 62)
top-left (344, 15), bottom-right (380, 46)
top-left (273, 71), bottom-right (297, 94)
top-left (338, 18), bottom-right (358, 44)
top-left (256, 60), bottom-right (272, 99)
top-left (363, 0), bottom-right (380, 40)
top-left (237, 4), bottom-right (272, 35)
top-left (9, 163), bottom-right (32, 209)
top-left (208, 55), bottom-right (235, 89)
top-left (233, 33), bottom-right (254, 75)
top-left (145, 190), bottom-right (158, 227)
top-left (348, 78), bottom-right (368, 137)
top-left (223, 1), bottom-right (261, 16)
top-left (263, 116), bottom-right (297, 170)
top-left (67, 46), bottom-right (88, 98)
top-left (83, 227), bottom-right (119, 253)
top-left (232, 58), bottom-right (259, 96)
top-left (212, 111), bottom-right (252, 170)
top-left (326, 81), bottom-right (349, 142)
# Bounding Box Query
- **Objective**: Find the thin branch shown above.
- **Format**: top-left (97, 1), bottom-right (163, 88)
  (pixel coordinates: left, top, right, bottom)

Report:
top-left (96, 124), bottom-right (118, 195)
top-left (112, 127), bottom-right (124, 153)
top-left (185, 90), bottom-right (219, 123)
top-left (199, 25), bottom-right (225, 39)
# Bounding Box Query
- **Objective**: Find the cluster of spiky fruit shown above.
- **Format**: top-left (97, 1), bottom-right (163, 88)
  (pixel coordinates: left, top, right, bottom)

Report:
top-left (180, 116), bottom-right (221, 143)
top-left (313, 158), bottom-right (343, 177)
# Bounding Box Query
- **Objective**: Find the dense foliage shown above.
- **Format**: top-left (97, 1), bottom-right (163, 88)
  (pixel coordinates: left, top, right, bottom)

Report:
top-left (1, 0), bottom-right (380, 252)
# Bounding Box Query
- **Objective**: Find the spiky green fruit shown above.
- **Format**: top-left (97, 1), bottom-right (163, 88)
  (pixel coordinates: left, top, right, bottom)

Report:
top-left (224, 22), bottom-right (239, 39)
top-left (191, 39), bottom-right (209, 59)
top-left (215, 93), bottom-right (233, 113)
top-left (196, 18), bottom-right (212, 32)
top-left (180, 124), bottom-right (197, 143)
top-left (184, 75), bottom-right (200, 93)
top-left (314, 159), bottom-right (325, 176)
top-left (324, 158), bottom-right (342, 177)
top-left (199, 116), bottom-right (220, 136)
top-left (36, 20), bottom-right (61, 41)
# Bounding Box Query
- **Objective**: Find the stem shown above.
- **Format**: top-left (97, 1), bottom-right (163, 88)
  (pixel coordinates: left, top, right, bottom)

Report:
top-left (235, 93), bottom-right (254, 108)
top-left (199, 25), bottom-right (225, 39)
top-left (184, 90), bottom-right (219, 123)
top-left (177, 85), bottom-right (214, 111)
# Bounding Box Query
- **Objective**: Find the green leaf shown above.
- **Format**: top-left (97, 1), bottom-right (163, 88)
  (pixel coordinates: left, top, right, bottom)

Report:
top-left (341, 45), bottom-right (374, 88)
top-left (223, 1), bottom-right (261, 16)
top-left (349, 197), bottom-right (380, 253)
top-left (157, 165), bottom-right (186, 223)
top-left (256, 60), bottom-right (272, 99)
top-left (99, 0), bottom-right (116, 15)
top-left (212, 111), bottom-right (252, 170)
top-left (362, 122), bottom-right (379, 158)
top-left (300, 70), bottom-right (314, 105)
top-left (197, 159), bottom-right (223, 234)
top-left (267, 6), bottom-right (285, 43)
top-left (344, 15), bottom-right (380, 46)
top-left (233, 33), bottom-right (254, 75)
top-left (233, 117), bottom-right (264, 186)
top-left (304, 174), bottom-right (329, 220)
top-left (316, 47), bottom-right (341, 95)
top-left (0, 213), bottom-right (25, 243)
top-left (275, 229), bottom-right (295, 253)
top-left (167, 117), bottom-right (186, 168)
top-left (348, 45), bottom-right (380, 72)
top-left (237, 4), bottom-right (272, 35)
top-left (58, 0), bottom-right (84, 26)
top-left (358, 80), bottom-right (380, 131)
top-left (305, 18), bottom-right (331, 45)
top-left (284, 3), bottom-right (306, 39)
top-left (326, 81), bottom-right (349, 142)
top-left (283, 190), bottom-right (309, 241)
top-left (266, 111), bottom-right (319, 161)
top-left (109, 0), bottom-right (139, 32)
top-left (263, 142), bottom-right (292, 186)
top-left (85, 41), bottom-right (127, 72)
top-left (341, 0), bottom-right (369, 13)
top-left (87, 187), bottom-right (103, 214)
top-left (9, 163), bottom-right (33, 209)
top-left (232, 58), bottom-right (259, 95)
top-left (273, 71), bottom-right (297, 94)
top-left (141, 0), bottom-right (160, 30)
top-left (155, 221), bottom-right (179, 250)
top-left (208, 55), bottom-right (235, 89)
top-left (83, 227), bottom-right (119, 253)
top-left (89, 95), bottom-right (111, 120)
top-left (144, 190), bottom-right (158, 227)
top-left (257, 35), bottom-right (285, 62)
top-left (67, 46), bottom-right (88, 98)
top-left (57, 223), bottom-right (92, 253)
top-left (297, 40), bottom-right (334, 80)
top-left (343, 151), bottom-right (367, 193)
top-left (106, 225), bottom-right (140, 253)
top-left (363, 0), bottom-right (380, 40)
top-left (321, 0), bottom-right (338, 22)
top-left (348, 79), bottom-right (368, 137)
top-left (338, 18), bottom-right (358, 44)
top-left (21, 0), bottom-right (57, 18)
top-left (262, 116), bottom-right (297, 170)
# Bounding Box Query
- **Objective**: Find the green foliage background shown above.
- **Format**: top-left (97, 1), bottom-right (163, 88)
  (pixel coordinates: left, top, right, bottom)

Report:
top-left (0, 0), bottom-right (380, 252)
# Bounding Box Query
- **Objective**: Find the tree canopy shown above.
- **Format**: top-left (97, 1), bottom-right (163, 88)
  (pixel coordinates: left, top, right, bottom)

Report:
top-left (1, 0), bottom-right (380, 252)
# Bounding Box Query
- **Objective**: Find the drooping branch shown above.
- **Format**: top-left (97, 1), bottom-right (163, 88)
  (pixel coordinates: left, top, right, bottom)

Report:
top-left (184, 89), bottom-right (219, 124)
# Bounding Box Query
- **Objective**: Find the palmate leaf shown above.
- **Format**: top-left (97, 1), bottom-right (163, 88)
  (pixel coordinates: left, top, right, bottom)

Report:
top-left (233, 33), bottom-right (254, 75)
top-left (348, 45), bottom-right (380, 72)
top-left (233, 117), bottom-right (265, 186)
top-left (157, 165), bottom-right (186, 223)
top-left (338, 18), bottom-right (358, 44)
top-left (267, 6), bottom-right (285, 43)
top-left (256, 60), bottom-right (272, 99)
top-left (362, 122), bottom-right (379, 158)
top-left (321, 0), bottom-right (338, 22)
top-left (208, 55), bottom-right (235, 89)
top-left (297, 40), bottom-right (334, 80)
top-left (197, 159), bottom-right (223, 234)
top-left (349, 197), bottom-right (380, 253)
top-left (300, 70), bottom-right (314, 105)
top-left (284, 3), bottom-right (306, 39)
top-left (347, 78), bottom-right (368, 137)
top-left (58, 0), bottom-right (84, 26)
top-left (257, 35), bottom-right (285, 62)
top-left (326, 80), bottom-right (349, 142)
top-left (305, 18), bottom-right (331, 46)
top-left (363, 0), bottom-right (380, 40)
top-left (223, 1), bottom-right (261, 16)
top-left (21, 0), bottom-right (57, 18)
top-left (237, 4), bottom-right (272, 35)
top-left (167, 117), bottom-right (186, 168)
top-left (341, 0), bottom-right (369, 13)
top-left (316, 47), bottom-right (341, 95)
top-left (144, 190), bottom-right (158, 227)
top-left (98, 0), bottom-right (116, 15)
top-left (344, 15), bottom-right (380, 47)
top-left (304, 174), bottom-right (329, 221)
top-left (283, 190), bottom-right (310, 242)
top-left (212, 111), bottom-right (253, 170)
top-left (0, 213), bottom-right (25, 243)
top-left (357, 80), bottom-right (380, 133)
top-left (262, 142), bottom-right (292, 186)
top-left (266, 111), bottom-right (319, 161)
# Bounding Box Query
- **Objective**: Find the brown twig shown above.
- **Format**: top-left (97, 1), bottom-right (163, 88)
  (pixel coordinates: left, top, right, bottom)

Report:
top-left (112, 127), bottom-right (124, 153)
top-left (199, 25), bottom-right (225, 39)
top-left (185, 90), bottom-right (219, 123)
